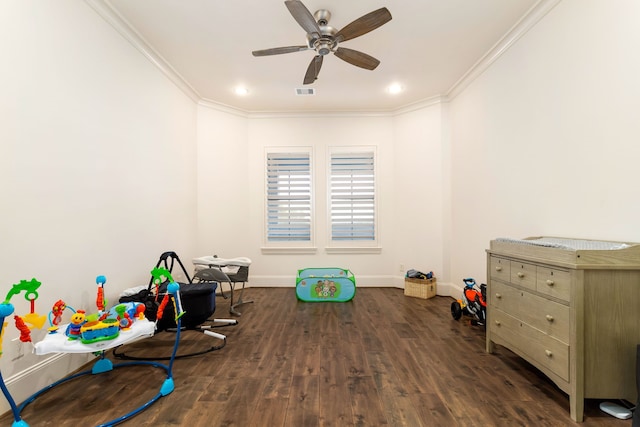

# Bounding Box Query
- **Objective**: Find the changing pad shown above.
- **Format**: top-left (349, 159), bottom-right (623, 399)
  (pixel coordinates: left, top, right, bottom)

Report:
top-left (192, 256), bottom-right (252, 275)
top-left (193, 256), bottom-right (251, 267)
top-left (34, 318), bottom-right (155, 355)
top-left (496, 237), bottom-right (630, 251)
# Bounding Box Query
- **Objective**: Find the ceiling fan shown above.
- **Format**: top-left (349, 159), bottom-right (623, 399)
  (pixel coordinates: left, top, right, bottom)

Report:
top-left (252, 1), bottom-right (392, 85)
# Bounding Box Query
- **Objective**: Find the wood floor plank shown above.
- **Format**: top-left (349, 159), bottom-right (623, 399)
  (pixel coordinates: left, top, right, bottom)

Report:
top-left (377, 334), bottom-right (436, 395)
top-left (409, 392), bottom-right (458, 426)
top-left (248, 396), bottom-right (289, 427)
top-left (319, 347), bottom-right (354, 426)
top-left (293, 342), bottom-right (321, 377)
top-left (342, 344), bottom-right (370, 377)
top-left (285, 375), bottom-right (320, 427)
top-left (367, 350), bottom-right (428, 426)
top-left (218, 376), bottom-right (265, 426)
top-left (262, 348), bottom-right (294, 399)
top-left (348, 375), bottom-right (390, 426)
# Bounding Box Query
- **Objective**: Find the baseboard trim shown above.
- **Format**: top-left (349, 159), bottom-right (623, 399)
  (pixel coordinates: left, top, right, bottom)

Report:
top-left (242, 275), bottom-right (463, 298)
top-left (1, 352), bottom-right (92, 416)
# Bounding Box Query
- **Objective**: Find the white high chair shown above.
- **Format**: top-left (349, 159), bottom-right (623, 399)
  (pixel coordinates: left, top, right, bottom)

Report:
top-left (192, 256), bottom-right (253, 316)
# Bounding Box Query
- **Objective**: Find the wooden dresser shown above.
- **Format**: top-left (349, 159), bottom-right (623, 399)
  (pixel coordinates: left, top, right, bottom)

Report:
top-left (485, 237), bottom-right (640, 422)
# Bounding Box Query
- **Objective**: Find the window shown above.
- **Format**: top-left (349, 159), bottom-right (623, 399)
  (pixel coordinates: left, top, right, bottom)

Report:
top-left (266, 151), bottom-right (312, 242)
top-left (329, 150), bottom-right (376, 242)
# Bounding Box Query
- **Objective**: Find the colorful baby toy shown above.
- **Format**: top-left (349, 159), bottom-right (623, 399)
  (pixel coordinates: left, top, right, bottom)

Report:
top-left (1, 273), bottom-right (185, 427)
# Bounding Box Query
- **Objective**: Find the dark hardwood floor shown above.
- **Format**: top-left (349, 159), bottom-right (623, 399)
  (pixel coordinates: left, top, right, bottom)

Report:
top-left (1, 287), bottom-right (635, 426)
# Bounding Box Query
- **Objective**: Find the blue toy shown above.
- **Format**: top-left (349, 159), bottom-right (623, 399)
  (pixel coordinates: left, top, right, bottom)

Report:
top-left (296, 268), bottom-right (356, 302)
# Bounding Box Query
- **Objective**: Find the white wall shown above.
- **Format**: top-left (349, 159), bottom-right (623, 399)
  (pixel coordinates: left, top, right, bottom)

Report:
top-left (0, 1), bottom-right (197, 411)
top-left (195, 108), bottom-right (448, 288)
top-left (448, 0), bottom-right (640, 285)
top-left (196, 106), bottom-right (250, 257)
top-left (392, 104), bottom-right (446, 287)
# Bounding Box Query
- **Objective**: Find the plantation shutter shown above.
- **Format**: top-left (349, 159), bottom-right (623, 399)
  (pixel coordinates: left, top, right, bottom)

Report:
top-left (266, 152), bottom-right (311, 241)
top-left (330, 152), bottom-right (375, 241)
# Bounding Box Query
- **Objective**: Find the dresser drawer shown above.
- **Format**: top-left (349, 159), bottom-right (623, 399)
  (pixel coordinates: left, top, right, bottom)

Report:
top-left (490, 256), bottom-right (510, 281)
top-left (490, 281), bottom-right (522, 317)
top-left (519, 292), bottom-right (570, 343)
top-left (536, 266), bottom-right (571, 302)
top-left (510, 261), bottom-right (536, 291)
top-left (490, 309), bottom-right (569, 381)
top-left (491, 281), bottom-right (570, 343)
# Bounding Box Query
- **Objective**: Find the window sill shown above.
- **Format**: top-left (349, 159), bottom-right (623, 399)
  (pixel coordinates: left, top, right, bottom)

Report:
top-left (261, 247), bottom-right (318, 255)
top-left (325, 247), bottom-right (382, 255)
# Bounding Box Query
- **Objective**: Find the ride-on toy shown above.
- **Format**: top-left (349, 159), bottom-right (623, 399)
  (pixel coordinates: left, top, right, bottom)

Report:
top-left (451, 278), bottom-right (487, 326)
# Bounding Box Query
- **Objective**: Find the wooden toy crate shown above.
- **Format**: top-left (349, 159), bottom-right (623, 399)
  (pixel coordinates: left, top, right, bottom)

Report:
top-left (404, 277), bottom-right (436, 299)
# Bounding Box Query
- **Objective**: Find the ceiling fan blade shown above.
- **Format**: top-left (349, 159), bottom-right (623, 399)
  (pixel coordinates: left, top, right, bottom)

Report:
top-left (334, 47), bottom-right (380, 70)
top-left (303, 55), bottom-right (323, 85)
top-left (285, 0), bottom-right (321, 38)
top-left (335, 7), bottom-right (392, 43)
top-left (252, 46), bottom-right (310, 56)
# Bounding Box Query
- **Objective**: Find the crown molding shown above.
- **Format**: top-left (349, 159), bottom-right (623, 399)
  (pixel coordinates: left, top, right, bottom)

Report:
top-left (198, 99), bottom-right (250, 118)
top-left (200, 94), bottom-right (447, 119)
top-left (198, 99), bottom-right (397, 118)
top-left (446, 0), bottom-right (562, 100)
top-left (391, 95), bottom-right (445, 116)
top-left (85, 0), bottom-right (201, 103)
top-left (245, 109), bottom-right (397, 119)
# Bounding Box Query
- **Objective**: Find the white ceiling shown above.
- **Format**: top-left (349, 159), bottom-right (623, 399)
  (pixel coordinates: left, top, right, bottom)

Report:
top-left (99, 0), bottom-right (541, 113)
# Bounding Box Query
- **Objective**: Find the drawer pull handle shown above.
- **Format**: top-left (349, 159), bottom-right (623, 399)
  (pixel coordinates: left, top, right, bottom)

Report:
top-left (545, 315), bottom-right (554, 322)
top-left (494, 320), bottom-right (501, 326)
top-left (517, 272), bottom-right (525, 278)
top-left (495, 293), bottom-right (502, 299)
top-left (495, 266), bottom-right (502, 272)
top-left (546, 280), bottom-right (555, 286)
top-left (545, 350), bottom-right (553, 358)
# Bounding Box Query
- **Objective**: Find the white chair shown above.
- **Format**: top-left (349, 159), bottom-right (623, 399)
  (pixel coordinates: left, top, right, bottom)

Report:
top-left (193, 256), bottom-right (253, 316)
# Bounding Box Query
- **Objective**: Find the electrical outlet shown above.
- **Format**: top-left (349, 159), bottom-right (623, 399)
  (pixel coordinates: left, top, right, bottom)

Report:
top-left (399, 264), bottom-right (405, 272)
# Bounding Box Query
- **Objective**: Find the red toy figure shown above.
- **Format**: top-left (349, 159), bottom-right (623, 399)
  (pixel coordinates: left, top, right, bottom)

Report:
top-left (96, 275), bottom-right (107, 312)
top-left (14, 315), bottom-right (31, 343)
top-left (135, 303), bottom-right (145, 320)
top-left (51, 300), bottom-right (67, 326)
top-left (156, 294), bottom-right (170, 323)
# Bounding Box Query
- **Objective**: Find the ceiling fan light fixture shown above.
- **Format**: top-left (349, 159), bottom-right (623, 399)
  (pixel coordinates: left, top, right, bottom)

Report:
top-left (254, 2), bottom-right (392, 84)
top-left (315, 39), bottom-right (333, 56)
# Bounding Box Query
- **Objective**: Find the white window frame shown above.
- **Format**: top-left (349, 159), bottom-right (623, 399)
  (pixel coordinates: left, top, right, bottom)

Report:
top-left (326, 146), bottom-right (380, 253)
top-left (262, 147), bottom-right (316, 254)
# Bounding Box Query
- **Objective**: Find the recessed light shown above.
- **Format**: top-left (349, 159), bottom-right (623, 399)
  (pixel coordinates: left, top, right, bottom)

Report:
top-left (387, 83), bottom-right (403, 94)
top-left (234, 86), bottom-right (249, 96)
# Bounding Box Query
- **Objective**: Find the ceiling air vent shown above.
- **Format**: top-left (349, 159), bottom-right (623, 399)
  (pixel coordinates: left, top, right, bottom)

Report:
top-left (295, 88), bottom-right (315, 96)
